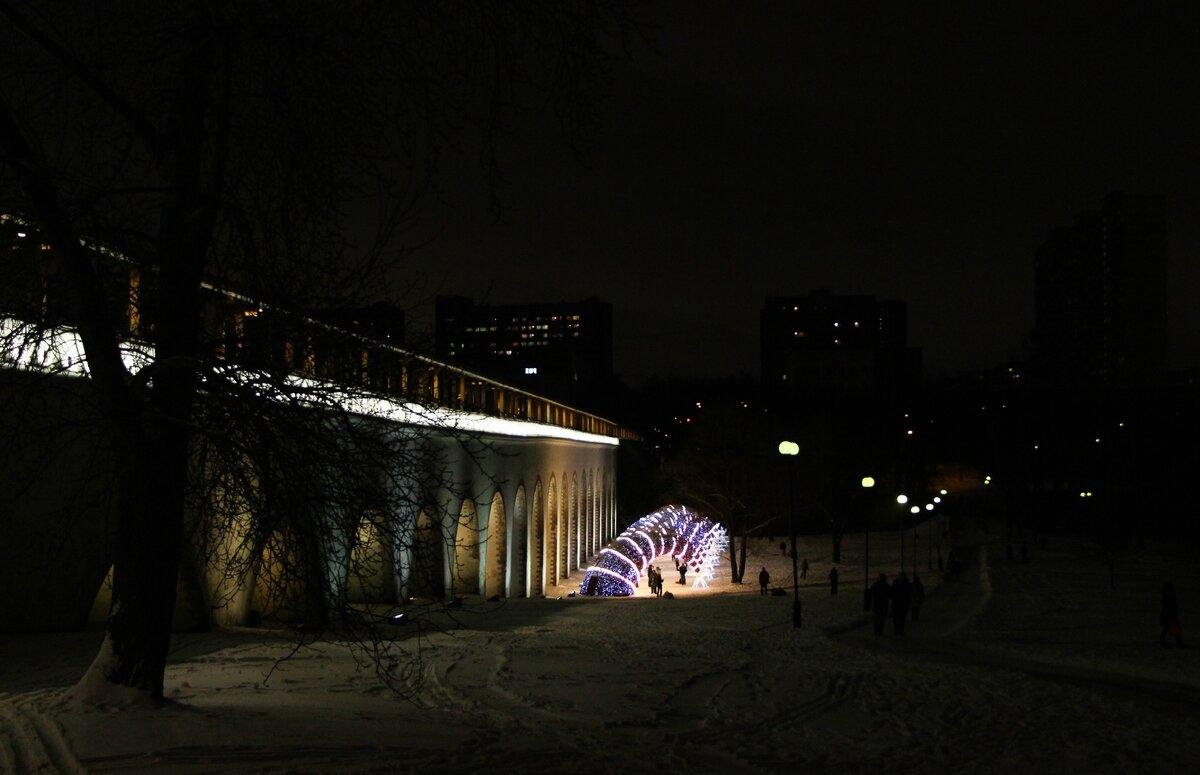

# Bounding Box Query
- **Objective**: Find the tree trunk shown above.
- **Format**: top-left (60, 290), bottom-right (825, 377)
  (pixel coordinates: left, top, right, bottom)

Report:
top-left (737, 528), bottom-right (748, 583)
top-left (74, 265), bottom-right (201, 701)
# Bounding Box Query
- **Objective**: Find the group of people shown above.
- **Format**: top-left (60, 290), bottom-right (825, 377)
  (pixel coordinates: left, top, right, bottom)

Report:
top-left (644, 558), bottom-right (698, 596)
top-left (646, 565), bottom-right (665, 596)
top-left (868, 571), bottom-right (926, 636)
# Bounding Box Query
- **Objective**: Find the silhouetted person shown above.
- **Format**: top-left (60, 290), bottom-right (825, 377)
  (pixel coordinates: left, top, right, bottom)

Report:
top-left (870, 574), bottom-right (890, 635)
top-left (828, 566), bottom-right (839, 595)
top-left (801, 558), bottom-right (809, 580)
top-left (779, 541), bottom-right (788, 557)
top-left (891, 572), bottom-right (911, 635)
top-left (759, 566), bottom-right (770, 595)
top-left (678, 564), bottom-right (687, 585)
top-left (911, 572), bottom-right (925, 621)
top-left (1161, 581), bottom-right (1183, 647)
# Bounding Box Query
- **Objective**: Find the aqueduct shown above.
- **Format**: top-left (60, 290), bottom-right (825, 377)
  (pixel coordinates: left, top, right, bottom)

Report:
top-left (0, 215), bottom-right (630, 631)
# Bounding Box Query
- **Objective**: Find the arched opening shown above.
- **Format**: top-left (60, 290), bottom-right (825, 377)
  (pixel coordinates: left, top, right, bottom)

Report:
top-left (251, 530), bottom-right (317, 622)
top-left (561, 471), bottom-right (571, 576)
top-left (346, 512), bottom-right (395, 603)
top-left (528, 480), bottom-right (544, 596)
top-left (483, 491), bottom-right (506, 597)
top-left (453, 499), bottom-right (480, 594)
top-left (601, 471), bottom-right (609, 544)
top-left (585, 470), bottom-right (594, 557)
top-left (511, 485), bottom-right (527, 597)
top-left (411, 507), bottom-right (444, 599)
top-left (546, 477), bottom-right (559, 585)
top-left (573, 472), bottom-right (582, 568)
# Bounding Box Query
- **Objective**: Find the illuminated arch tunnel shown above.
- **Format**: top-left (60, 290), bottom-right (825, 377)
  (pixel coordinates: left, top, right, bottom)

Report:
top-left (580, 505), bottom-right (727, 596)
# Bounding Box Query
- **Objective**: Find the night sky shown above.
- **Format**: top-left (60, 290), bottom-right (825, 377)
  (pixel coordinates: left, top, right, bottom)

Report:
top-left (414, 2), bottom-right (1200, 384)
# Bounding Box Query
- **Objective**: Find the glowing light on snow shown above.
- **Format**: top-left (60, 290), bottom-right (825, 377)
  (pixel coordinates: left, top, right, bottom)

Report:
top-left (580, 505), bottom-right (727, 596)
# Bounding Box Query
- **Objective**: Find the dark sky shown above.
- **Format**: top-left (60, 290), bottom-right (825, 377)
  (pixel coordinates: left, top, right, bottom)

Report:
top-left (413, 2), bottom-right (1200, 384)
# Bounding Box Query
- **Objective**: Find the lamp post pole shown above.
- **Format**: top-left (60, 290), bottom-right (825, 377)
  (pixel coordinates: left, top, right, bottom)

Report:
top-left (779, 441), bottom-right (801, 629)
top-left (861, 477), bottom-right (876, 612)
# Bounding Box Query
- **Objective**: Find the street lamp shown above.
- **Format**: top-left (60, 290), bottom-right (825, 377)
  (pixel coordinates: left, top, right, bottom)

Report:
top-left (896, 494), bottom-right (909, 505)
top-left (861, 476), bottom-right (875, 610)
top-left (778, 440), bottom-right (801, 628)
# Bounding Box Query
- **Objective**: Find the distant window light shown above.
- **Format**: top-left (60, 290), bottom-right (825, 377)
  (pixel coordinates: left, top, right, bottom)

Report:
top-left (524, 367), bottom-right (538, 375)
top-left (833, 321), bottom-right (840, 328)
top-left (853, 321), bottom-right (860, 328)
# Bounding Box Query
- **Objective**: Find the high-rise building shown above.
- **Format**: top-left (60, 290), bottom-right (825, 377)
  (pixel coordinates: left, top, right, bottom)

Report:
top-left (435, 296), bottom-right (613, 406)
top-left (760, 290), bottom-right (921, 404)
top-left (1033, 192), bottom-right (1167, 385)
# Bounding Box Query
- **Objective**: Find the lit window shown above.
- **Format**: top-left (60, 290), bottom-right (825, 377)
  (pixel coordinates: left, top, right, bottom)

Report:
top-left (833, 321), bottom-right (840, 328)
top-left (524, 367), bottom-right (538, 375)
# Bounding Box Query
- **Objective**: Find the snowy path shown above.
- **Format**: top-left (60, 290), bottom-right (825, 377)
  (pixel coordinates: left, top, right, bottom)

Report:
top-left (2, 527), bottom-right (1199, 770)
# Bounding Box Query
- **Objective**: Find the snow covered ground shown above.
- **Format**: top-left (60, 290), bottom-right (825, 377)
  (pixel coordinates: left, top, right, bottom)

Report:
top-left (2, 519), bottom-right (1198, 771)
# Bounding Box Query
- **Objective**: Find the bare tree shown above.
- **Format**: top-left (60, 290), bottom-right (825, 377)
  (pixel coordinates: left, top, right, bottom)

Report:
top-left (0, 1), bottom-right (636, 703)
top-left (659, 403), bottom-right (780, 583)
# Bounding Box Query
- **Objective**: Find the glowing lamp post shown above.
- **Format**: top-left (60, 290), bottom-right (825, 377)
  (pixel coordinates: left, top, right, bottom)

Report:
top-left (778, 441), bottom-right (801, 629)
top-left (860, 476), bottom-right (875, 611)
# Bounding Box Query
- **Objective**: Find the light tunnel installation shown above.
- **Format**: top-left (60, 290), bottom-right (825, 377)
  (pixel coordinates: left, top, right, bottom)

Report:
top-left (580, 505), bottom-right (726, 596)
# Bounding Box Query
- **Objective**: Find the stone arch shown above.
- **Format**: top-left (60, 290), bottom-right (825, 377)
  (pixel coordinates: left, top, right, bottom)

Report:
top-left (528, 479), bottom-right (545, 596)
top-left (559, 472), bottom-right (569, 578)
top-left (251, 530), bottom-right (320, 622)
top-left (412, 506), bottom-right (444, 599)
top-left (585, 469), bottom-right (595, 556)
top-left (483, 491), bottom-right (506, 598)
top-left (571, 472), bottom-right (581, 569)
top-left (453, 499), bottom-right (480, 594)
top-left (511, 484), bottom-right (527, 597)
top-left (546, 476), bottom-right (559, 585)
top-left (346, 511), bottom-right (395, 603)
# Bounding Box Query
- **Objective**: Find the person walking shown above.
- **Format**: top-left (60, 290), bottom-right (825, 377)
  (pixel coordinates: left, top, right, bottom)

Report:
top-left (870, 574), bottom-right (890, 635)
top-left (801, 558), bottom-right (809, 580)
top-left (759, 566), bottom-right (770, 596)
top-left (911, 572), bottom-right (925, 621)
top-left (1161, 581), bottom-right (1183, 647)
top-left (891, 572), bottom-right (911, 635)
top-left (828, 566), bottom-right (839, 595)
top-left (649, 566), bottom-right (660, 596)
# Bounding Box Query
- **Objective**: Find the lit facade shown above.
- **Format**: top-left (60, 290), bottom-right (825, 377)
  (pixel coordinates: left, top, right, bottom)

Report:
top-left (435, 295), bottom-right (614, 408)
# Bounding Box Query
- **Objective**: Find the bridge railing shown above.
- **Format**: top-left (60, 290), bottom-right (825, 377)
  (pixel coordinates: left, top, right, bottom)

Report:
top-left (1, 214), bottom-right (634, 440)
